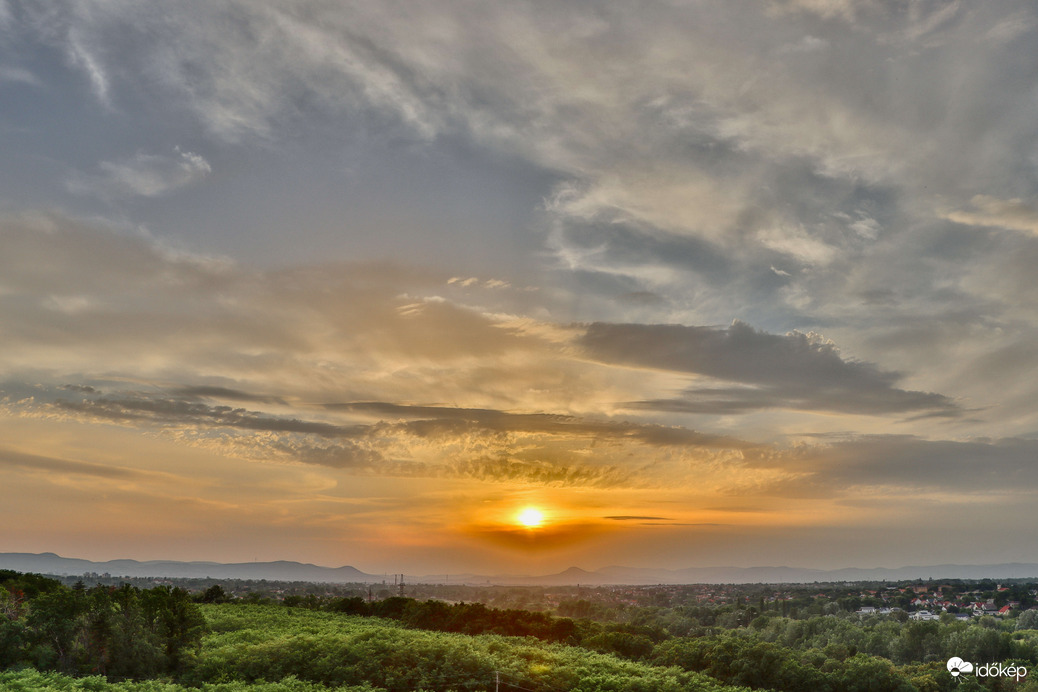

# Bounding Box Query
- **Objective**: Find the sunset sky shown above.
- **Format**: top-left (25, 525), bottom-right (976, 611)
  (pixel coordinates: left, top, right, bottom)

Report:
top-left (3, 0), bottom-right (1038, 576)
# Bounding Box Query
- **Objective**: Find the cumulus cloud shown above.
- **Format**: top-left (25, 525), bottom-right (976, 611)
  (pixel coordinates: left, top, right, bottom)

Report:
top-left (67, 148), bottom-right (211, 200)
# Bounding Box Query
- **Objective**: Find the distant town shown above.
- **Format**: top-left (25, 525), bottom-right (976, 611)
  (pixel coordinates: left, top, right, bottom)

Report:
top-left (45, 569), bottom-right (1038, 623)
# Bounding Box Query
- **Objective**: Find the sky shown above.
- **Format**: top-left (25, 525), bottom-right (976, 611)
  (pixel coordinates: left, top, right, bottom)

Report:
top-left (2, 0), bottom-right (1038, 576)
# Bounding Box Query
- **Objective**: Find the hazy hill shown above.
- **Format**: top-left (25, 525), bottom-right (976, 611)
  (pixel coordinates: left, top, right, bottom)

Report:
top-left (0, 552), bottom-right (377, 582)
top-left (3, 552), bottom-right (1038, 584)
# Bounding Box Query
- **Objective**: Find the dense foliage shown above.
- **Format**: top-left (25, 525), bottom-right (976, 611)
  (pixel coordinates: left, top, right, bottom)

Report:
top-left (189, 604), bottom-right (744, 691)
top-left (0, 669), bottom-right (376, 691)
top-left (324, 596), bottom-right (579, 642)
top-left (3, 569), bottom-right (1038, 691)
top-left (0, 570), bottom-right (205, 679)
top-left (0, 572), bottom-right (746, 691)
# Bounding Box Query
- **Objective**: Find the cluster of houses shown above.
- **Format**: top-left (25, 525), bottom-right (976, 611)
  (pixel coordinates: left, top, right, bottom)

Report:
top-left (855, 584), bottom-right (1034, 621)
top-left (900, 601), bottom-right (1019, 621)
top-left (855, 605), bottom-right (905, 617)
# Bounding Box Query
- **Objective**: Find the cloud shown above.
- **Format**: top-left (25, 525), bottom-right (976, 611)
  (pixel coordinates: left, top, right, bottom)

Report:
top-left (767, 0), bottom-right (862, 21)
top-left (5, 0), bottom-right (1038, 571)
top-left (21, 379), bottom-right (742, 489)
top-left (0, 446), bottom-right (143, 480)
top-left (172, 385), bottom-right (287, 406)
top-left (444, 456), bottom-right (639, 488)
top-left (61, 383), bottom-right (97, 393)
top-left (756, 223), bottom-right (839, 265)
top-left (254, 436), bottom-right (648, 488)
top-left (583, 320), bottom-right (878, 388)
top-left (241, 438), bottom-right (388, 472)
top-left (0, 213), bottom-right (541, 395)
top-left (0, 212), bottom-right (976, 505)
top-left (17, 1), bottom-right (447, 141)
top-left (447, 276), bottom-right (511, 290)
top-left (636, 383), bottom-right (958, 418)
top-left (582, 320), bottom-right (959, 416)
top-left (42, 387), bottom-right (742, 465)
top-left (52, 394), bottom-right (359, 437)
top-left (19, 3), bottom-right (1038, 338)
top-left (618, 290), bottom-right (665, 305)
top-left (64, 29), bottom-right (111, 106)
top-left (944, 195), bottom-right (1038, 235)
top-left (67, 147), bottom-right (211, 200)
top-left (750, 435), bottom-right (1038, 498)
top-left (327, 401), bottom-right (745, 448)
top-left (846, 213), bottom-right (881, 240)
top-left (604, 515), bottom-right (670, 521)
top-left (779, 35), bottom-right (830, 53)
top-left (0, 66), bottom-right (43, 87)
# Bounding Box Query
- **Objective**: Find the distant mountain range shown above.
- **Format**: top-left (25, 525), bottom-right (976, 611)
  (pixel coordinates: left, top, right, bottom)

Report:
top-left (3, 552), bottom-right (1038, 585)
top-left (0, 553), bottom-right (376, 583)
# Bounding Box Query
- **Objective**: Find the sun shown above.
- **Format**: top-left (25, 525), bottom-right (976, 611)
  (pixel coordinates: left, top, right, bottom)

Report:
top-left (516, 507), bottom-right (544, 528)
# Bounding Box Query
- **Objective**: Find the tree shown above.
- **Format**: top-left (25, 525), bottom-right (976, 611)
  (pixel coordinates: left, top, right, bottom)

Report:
top-left (0, 586), bottom-right (25, 669)
top-left (1017, 609), bottom-right (1038, 631)
top-left (201, 584), bottom-right (230, 604)
top-left (141, 586), bottom-right (205, 672)
top-left (106, 584), bottom-right (162, 679)
top-left (26, 588), bottom-right (86, 673)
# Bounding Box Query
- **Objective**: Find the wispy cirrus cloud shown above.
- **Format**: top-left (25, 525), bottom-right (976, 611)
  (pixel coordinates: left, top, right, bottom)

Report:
top-left (0, 211), bottom-right (968, 487)
top-left (28, 385), bottom-right (744, 489)
top-left (604, 515), bottom-right (670, 521)
top-left (326, 402), bottom-right (745, 448)
top-left (943, 195), bottom-right (1038, 235)
top-left (0, 446), bottom-right (144, 480)
top-left (67, 148), bottom-right (211, 200)
top-left (0, 65), bottom-right (43, 86)
top-left (51, 394), bottom-right (360, 438)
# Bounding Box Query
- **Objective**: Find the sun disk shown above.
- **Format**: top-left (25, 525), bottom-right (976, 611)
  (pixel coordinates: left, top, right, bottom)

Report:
top-left (517, 507), bottom-right (544, 528)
